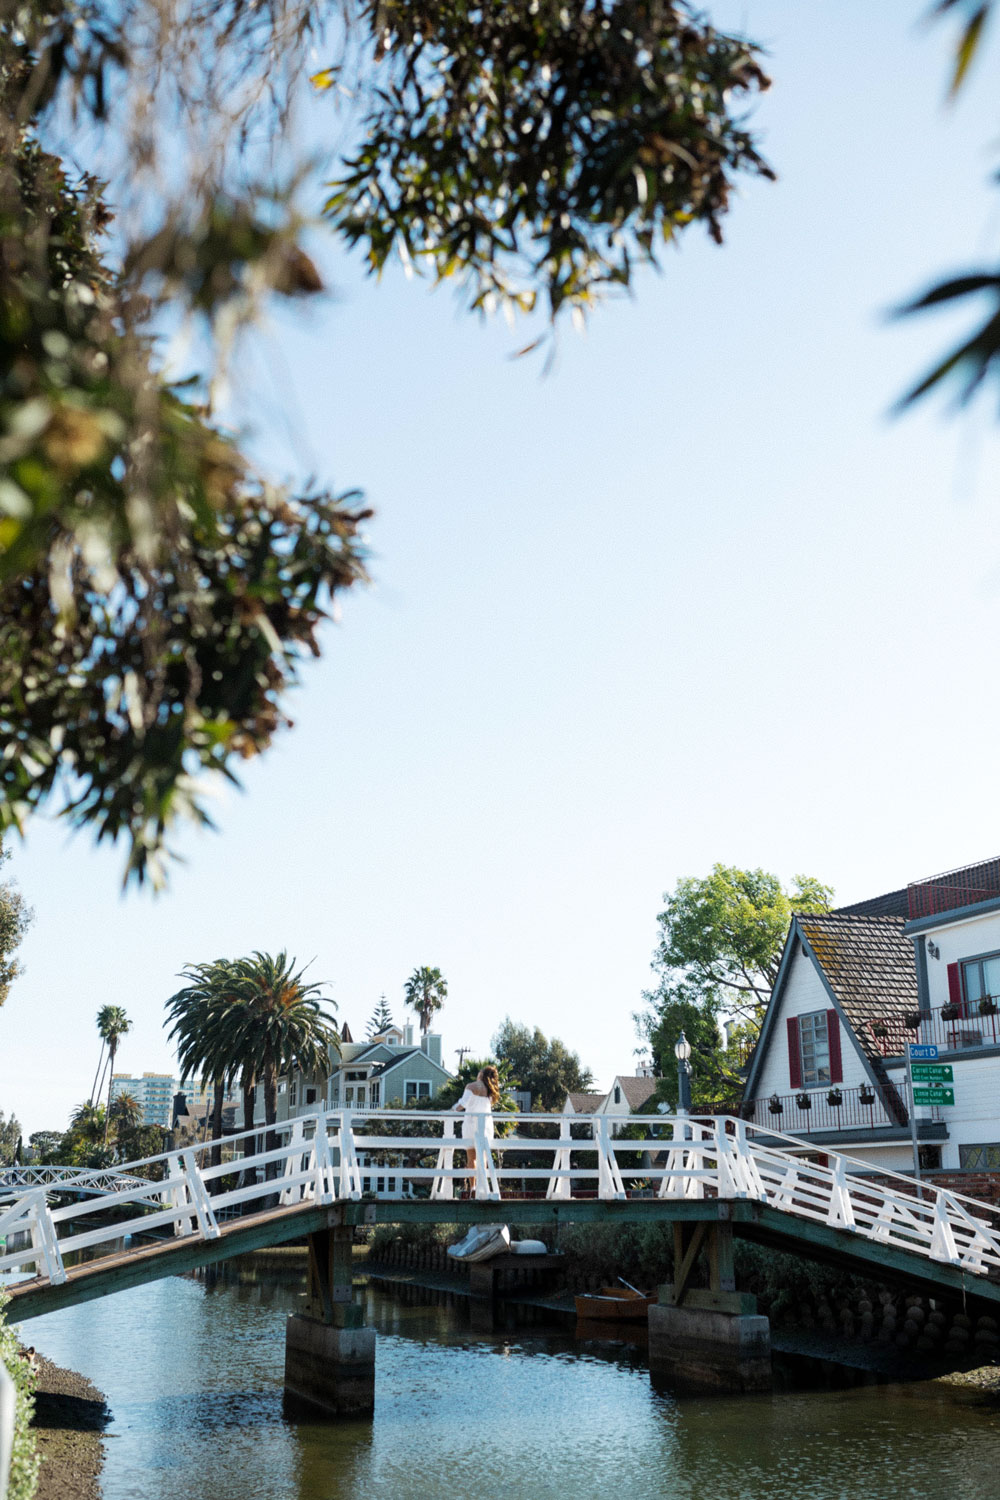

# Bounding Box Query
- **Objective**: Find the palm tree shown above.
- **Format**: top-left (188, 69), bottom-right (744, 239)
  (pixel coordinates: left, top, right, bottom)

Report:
top-left (96, 1005), bottom-right (132, 1144)
top-left (166, 959), bottom-right (242, 1185)
top-left (168, 952), bottom-right (338, 1189)
top-left (222, 952), bottom-right (338, 1179)
top-left (403, 966), bottom-right (447, 1036)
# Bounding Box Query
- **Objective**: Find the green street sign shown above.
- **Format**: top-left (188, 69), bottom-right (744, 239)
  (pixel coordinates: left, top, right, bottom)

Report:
top-left (910, 1063), bottom-right (954, 1083)
top-left (913, 1086), bottom-right (955, 1106)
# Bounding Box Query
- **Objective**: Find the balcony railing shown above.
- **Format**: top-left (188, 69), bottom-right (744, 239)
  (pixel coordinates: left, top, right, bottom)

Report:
top-left (741, 1080), bottom-right (906, 1134)
top-left (864, 999), bottom-right (1000, 1058)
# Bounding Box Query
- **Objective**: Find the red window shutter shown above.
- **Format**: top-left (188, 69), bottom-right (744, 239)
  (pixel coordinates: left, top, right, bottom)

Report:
top-left (826, 1010), bottom-right (843, 1084)
top-left (947, 962), bottom-right (964, 1015)
top-left (787, 1016), bottom-right (802, 1089)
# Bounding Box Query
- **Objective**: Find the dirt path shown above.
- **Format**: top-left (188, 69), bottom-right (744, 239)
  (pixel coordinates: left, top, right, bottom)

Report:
top-left (29, 1354), bottom-right (109, 1500)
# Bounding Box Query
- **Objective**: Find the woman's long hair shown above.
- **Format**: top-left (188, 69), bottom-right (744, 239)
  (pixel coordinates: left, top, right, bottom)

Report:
top-left (479, 1065), bottom-right (501, 1106)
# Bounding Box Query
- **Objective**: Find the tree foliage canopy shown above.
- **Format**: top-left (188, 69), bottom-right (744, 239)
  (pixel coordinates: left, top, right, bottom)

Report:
top-left (636, 864), bottom-right (833, 1105)
top-left (325, 0), bottom-right (772, 323)
top-left (0, 839), bottom-right (32, 1005)
top-left (403, 965), bottom-right (447, 1034)
top-left (0, 1), bottom-right (770, 883)
top-left (491, 1017), bottom-right (593, 1111)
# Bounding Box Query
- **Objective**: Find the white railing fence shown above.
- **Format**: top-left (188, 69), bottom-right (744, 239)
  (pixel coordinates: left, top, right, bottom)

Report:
top-left (0, 1166), bottom-right (159, 1202)
top-left (1, 1110), bottom-right (999, 1293)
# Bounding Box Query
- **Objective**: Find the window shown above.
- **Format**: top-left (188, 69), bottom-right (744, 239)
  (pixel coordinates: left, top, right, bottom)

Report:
top-left (961, 953), bottom-right (1000, 1010)
top-left (305, 1087), bottom-right (317, 1105)
top-left (613, 1086), bottom-right (622, 1105)
top-left (289, 1081), bottom-right (297, 1106)
top-left (918, 1145), bottom-right (942, 1170)
top-left (799, 1012), bottom-right (831, 1087)
top-left (405, 1080), bottom-right (431, 1103)
top-left (369, 1084), bottom-right (380, 1106)
top-left (959, 1143), bottom-right (1000, 1170)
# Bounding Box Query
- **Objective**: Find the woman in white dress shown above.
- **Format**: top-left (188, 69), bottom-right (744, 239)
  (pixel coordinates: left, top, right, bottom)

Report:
top-left (454, 1066), bottom-right (500, 1190)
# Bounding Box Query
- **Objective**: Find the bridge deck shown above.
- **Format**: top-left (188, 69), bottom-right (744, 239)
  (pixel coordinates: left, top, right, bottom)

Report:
top-left (8, 1194), bottom-right (1000, 1322)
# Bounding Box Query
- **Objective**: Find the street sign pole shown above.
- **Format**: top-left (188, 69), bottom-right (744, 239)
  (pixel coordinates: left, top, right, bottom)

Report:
top-left (906, 1045), bottom-right (921, 1193)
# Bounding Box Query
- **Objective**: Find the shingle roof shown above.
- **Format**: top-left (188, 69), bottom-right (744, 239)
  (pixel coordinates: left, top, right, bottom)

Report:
top-left (835, 888), bottom-right (910, 920)
top-left (797, 913), bottom-right (918, 1061)
top-left (566, 1091), bottom-right (606, 1113)
top-left (613, 1076), bottom-right (659, 1111)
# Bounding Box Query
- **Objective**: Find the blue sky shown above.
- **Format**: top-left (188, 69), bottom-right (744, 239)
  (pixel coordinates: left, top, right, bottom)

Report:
top-left (6, 2), bottom-right (1000, 1136)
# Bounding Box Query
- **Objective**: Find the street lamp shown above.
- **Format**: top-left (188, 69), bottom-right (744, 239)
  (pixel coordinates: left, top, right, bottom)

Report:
top-left (674, 1031), bottom-right (692, 1115)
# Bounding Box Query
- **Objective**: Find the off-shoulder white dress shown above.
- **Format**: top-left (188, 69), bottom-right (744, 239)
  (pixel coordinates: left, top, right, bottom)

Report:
top-left (457, 1086), bottom-right (494, 1142)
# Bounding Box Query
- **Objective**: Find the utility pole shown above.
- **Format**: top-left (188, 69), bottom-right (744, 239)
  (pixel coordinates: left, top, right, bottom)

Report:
top-left (456, 1046), bottom-right (472, 1069)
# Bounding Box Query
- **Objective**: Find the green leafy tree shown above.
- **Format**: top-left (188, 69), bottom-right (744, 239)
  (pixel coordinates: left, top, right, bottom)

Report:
top-left (434, 1057), bottom-right (518, 1112)
top-left (491, 1019), bottom-right (593, 1112)
top-left (0, 1108), bottom-right (21, 1165)
top-left (0, 3), bottom-right (770, 885)
top-left (0, 841), bottom-right (32, 1006)
top-left (636, 865), bottom-right (833, 1102)
top-left (403, 966), bottom-right (447, 1037)
top-left (26, 1130), bottom-right (63, 1163)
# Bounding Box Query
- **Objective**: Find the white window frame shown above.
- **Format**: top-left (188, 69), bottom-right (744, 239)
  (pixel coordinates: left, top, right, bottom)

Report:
top-left (799, 1011), bottom-right (831, 1088)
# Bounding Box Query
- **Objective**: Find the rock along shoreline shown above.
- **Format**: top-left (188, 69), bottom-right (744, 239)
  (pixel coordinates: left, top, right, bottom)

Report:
top-left (29, 1355), bottom-right (109, 1500)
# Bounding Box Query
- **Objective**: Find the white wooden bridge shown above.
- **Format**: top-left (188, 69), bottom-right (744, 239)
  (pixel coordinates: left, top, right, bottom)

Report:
top-left (3, 1108), bottom-right (1000, 1321)
top-left (0, 1165), bottom-right (161, 1202)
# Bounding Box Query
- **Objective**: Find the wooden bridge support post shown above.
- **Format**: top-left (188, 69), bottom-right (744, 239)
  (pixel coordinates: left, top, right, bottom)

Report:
top-left (649, 1217), bottom-right (771, 1394)
top-left (284, 1226), bottom-right (375, 1419)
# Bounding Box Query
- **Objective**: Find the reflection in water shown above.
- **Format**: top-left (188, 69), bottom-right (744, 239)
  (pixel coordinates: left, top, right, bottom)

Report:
top-left (20, 1256), bottom-right (1000, 1500)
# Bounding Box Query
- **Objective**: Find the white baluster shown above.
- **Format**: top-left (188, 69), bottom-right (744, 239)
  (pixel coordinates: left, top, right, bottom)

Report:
top-left (280, 1120), bottom-right (305, 1206)
top-left (929, 1194), bottom-right (961, 1264)
top-left (312, 1115), bottom-right (335, 1205)
top-left (28, 1190), bottom-right (66, 1286)
top-left (181, 1150), bottom-right (221, 1239)
top-left (827, 1158), bottom-right (856, 1231)
top-left (431, 1117), bottom-right (457, 1201)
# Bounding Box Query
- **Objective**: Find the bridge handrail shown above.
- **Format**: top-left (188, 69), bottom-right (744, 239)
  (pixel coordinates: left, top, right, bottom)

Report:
top-left (3, 1109), bottom-right (1000, 1290)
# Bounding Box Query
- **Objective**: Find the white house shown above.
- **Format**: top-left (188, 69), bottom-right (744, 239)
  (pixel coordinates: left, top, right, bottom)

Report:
top-left (562, 1069), bottom-right (658, 1134)
top-left (743, 856), bottom-right (1000, 1184)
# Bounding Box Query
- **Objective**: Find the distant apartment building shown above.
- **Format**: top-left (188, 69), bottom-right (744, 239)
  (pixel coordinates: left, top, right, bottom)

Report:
top-left (110, 1072), bottom-right (176, 1127)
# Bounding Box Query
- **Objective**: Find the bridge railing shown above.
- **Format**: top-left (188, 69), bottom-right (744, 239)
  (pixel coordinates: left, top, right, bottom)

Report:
top-left (3, 1109), bottom-right (1000, 1289)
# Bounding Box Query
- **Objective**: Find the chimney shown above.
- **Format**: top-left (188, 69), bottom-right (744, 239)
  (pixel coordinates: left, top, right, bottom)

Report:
top-left (421, 1032), bottom-right (442, 1066)
top-left (403, 1023), bottom-right (414, 1047)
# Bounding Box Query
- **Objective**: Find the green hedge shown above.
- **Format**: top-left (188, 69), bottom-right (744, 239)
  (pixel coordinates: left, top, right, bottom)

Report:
top-left (0, 1290), bottom-right (39, 1500)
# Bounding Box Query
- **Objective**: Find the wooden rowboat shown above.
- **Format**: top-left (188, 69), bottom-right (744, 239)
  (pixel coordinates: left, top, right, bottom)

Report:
top-left (575, 1286), bottom-right (656, 1322)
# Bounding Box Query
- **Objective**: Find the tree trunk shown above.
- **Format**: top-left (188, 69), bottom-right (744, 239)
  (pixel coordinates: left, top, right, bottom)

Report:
top-left (89, 1042), bottom-right (105, 1106)
top-left (103, 1039), bottom-right (117, 1145)
top-left (209, 1077), bottom-right (225, 1193)
top-left (264, 1061), bottom-right (278, 1184)
top-left (239, 1079), bottom-right (257, 1198)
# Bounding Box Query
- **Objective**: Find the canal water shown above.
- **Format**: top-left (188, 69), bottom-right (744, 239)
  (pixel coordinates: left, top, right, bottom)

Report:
top-left (21, 1260), bottom-right (1000, 1500)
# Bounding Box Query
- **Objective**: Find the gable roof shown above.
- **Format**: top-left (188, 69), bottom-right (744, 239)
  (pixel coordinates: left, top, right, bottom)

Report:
top-left (796, 913), bottom-right (918, 1062)
top-left (369, 1048), bottom-right (451, 1081)
top-left (565, 1091), bottom-right (606, 1113)
top-left (609, 1076), bottom-right (659, 1111)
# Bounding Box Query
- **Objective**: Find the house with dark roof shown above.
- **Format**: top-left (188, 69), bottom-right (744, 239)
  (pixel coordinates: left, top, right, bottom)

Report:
top-left (278, 1021), bottom-right (453, 1124)
top-left (562, 1068), bottom-right (659, 1134)
top-left (743, 856), bottom-right (1000, 1178)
